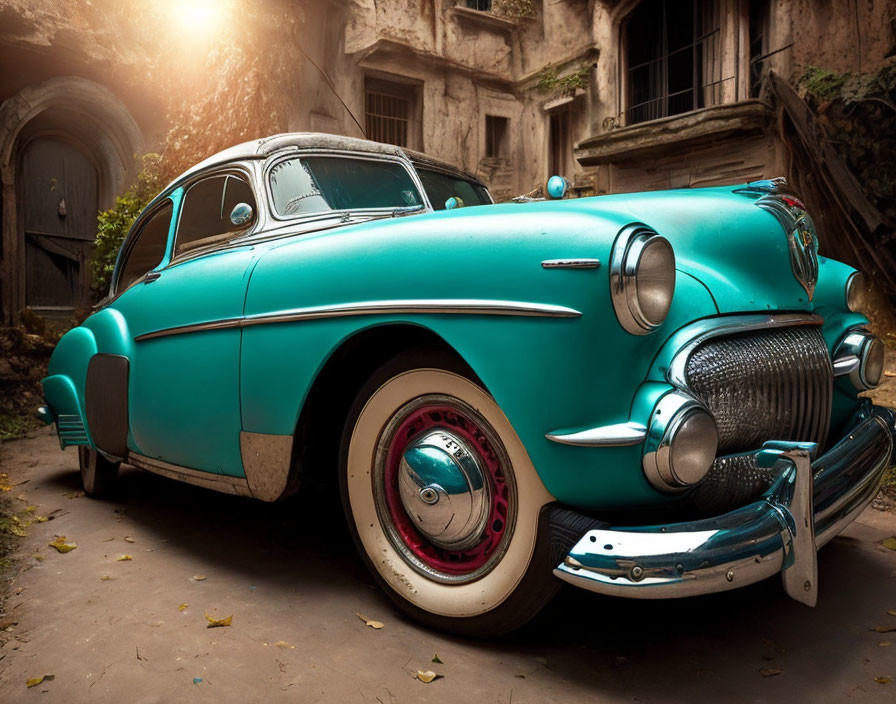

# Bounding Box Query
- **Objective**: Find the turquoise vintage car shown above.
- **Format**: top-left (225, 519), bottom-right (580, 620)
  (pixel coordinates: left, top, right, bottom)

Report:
top-left (39, 133), bottom-right (895, 635)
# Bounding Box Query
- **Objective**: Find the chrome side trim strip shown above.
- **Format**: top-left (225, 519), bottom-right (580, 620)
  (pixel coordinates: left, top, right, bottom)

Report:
top-left (666, 313), bottom-right (824, 388)
top-left (135, 299), bottom-right (582, 342)
top-left (129, 452), bottom-right (254, 498)
top-left (541, 258), bottom-right (601, 270)
top-left (545, 421), bottom-right (647, 447)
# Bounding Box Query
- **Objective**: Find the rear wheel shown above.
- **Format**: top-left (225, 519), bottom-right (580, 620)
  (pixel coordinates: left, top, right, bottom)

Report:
top-left (78, 446), bottom-right (120, 498)
top-left (339, 349), bottom-right (559, 636)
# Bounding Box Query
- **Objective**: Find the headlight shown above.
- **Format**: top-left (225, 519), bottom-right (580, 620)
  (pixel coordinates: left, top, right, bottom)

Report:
top-left (610, 226), bottom-right (676, 335)
top-left (643, 392), bottom-right (719, 492)
top-left (846, 270), bottom-right (865, 312)
top-left (834, 329), bottom-right (886, 390)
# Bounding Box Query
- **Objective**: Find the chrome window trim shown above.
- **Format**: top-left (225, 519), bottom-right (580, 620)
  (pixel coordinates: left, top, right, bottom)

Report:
top-left (665, 313), bottom-right (825, 389)
top-left (169, 162), bottom-right (263, 265)
top-left (263, 149), bottom-right (432, 224)
top-left (112, 198), bottom-right (177, 296)
top-left (134, 298), bottom-right (582, 342)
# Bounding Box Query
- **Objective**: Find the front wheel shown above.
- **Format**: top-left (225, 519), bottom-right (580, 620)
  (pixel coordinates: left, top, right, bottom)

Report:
top-left (340, 350), bottom-right (559, 636)
top-left (78, 446), bottom-right (120, 498)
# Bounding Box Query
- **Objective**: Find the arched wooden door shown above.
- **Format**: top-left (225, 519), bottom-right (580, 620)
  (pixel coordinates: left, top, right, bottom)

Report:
top-left (21, 137), bottom-right (98, 309)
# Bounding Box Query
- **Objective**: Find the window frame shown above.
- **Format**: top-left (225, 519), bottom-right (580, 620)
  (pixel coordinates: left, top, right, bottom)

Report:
top-left (112, 199), bottom-right (175, 295)
top-left (263, 150), bottom-right (432, 226)
top-left (616, 0), bottom-right (750, 129)
top-left (170, 167), bottom-right (259, 263)
top-left (363, 75), bottom-right (423, 150)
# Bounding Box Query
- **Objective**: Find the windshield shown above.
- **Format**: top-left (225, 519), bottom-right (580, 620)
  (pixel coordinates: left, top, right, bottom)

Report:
top-left (416, 169), bottom-right (492, 210)
top-left (269, 156), bottom-right (423, 217)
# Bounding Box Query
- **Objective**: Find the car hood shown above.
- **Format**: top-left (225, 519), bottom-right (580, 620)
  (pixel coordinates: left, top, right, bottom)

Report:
top-left (568, 185), bottom-right (815, 314)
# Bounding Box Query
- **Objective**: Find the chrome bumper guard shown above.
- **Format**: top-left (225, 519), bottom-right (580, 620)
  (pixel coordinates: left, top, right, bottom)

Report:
top-left (554, 404), bottom-right (896, 605)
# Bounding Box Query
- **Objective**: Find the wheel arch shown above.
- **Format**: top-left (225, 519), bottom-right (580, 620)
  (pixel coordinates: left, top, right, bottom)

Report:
top-left (286, 322), bottom-right (478, 496)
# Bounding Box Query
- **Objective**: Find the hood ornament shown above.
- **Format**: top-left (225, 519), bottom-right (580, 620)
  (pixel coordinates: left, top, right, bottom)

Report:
top-left (736, 178), bottom-right (819, 300)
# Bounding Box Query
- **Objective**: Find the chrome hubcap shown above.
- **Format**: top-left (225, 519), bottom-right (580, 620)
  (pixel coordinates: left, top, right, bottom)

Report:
top-left (397, 429), bottom-right (491, 551)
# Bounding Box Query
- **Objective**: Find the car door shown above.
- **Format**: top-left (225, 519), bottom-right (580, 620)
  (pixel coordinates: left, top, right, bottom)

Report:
top-left (112, 169), bottom-right (260, 476)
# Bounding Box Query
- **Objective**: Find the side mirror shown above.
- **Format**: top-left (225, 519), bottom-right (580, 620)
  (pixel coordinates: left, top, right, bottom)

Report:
top-left (445, 196), bottom-right (465, 210)
top-left (230, 202), bottom-right (254, 226)
top-left (546, 175), bottom-right (568, 199)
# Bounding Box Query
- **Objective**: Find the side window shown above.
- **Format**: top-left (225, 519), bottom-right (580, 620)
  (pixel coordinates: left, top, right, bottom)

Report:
top-left (174, 174), bottom-right (256, 257)
top-left (116, 202), bottom-right (173, 293)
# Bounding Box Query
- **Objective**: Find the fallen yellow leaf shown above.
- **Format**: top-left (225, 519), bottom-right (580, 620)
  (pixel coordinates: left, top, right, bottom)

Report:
top-left (0, 484), bottom-right (12, 492)
top-left (48, 536), bottom-right (77, 553)
top-left (25, 674), bottom-right (54, 687)
top-left (356, 612), bottom-right (384, 629)
top-left (874, 676), bottom-right (892, 684)
top-left (888, 610), bottom-right (896, 617)
top-left (10, 525), bottom-right (27, 537)
top-left (205, 613), bottom-right (233, 628)
top-left (416, 670), bottom-right (441, 683)
top-left (116, 554), bottom-right (133, 561)
top-left (33, 554), bottom-right (44, 561)
top-left (273, 640), bottom-right (296, 649)
top-left (882, 537), bottom-right (896, 550)
top-left (759, 667), bottom-right (783, 677)
top-left (25, 506), bottom-right (36, 513)
top-left (100, 575), bottom-right (114, 581)
top-left (192, 575), bottom-right (207, 581)
top-left (34, 516), bottom-right (47, 523)
top-left (178, 603), bottom-right (189, 612)
top-left (873, 625), bottom-right (896, 633)
top-left (124, 536), bottom-right (136, 543)
top-left (879, 641), bottom-right (892, 647)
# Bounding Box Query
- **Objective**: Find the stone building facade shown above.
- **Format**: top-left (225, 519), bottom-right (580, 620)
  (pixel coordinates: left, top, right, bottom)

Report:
top-left (1, 0), bottom-right (894, 324)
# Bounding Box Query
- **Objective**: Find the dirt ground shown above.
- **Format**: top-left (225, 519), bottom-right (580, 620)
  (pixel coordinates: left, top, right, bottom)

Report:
top-left (0, 428), bottom-right (894, 703)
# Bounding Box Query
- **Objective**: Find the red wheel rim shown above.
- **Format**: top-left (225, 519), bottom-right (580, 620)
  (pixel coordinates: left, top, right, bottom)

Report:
top-left (381, 402), bottom-right (512, 576)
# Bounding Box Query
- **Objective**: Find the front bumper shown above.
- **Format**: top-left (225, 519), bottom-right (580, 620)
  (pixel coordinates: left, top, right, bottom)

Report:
top-left (554, 403), bottom-right (896, 604)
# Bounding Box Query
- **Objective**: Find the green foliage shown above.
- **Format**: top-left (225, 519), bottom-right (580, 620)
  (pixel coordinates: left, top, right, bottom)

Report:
top-left (91, 154), bottom-right (165, 297)
top-left (494, 0), bottom-right (536, 20)
top-left (0, 412), bottom-right (37, 442)
top-left (535, 63), bottom-right (590, 96)
top-left (798, 66), bottom-right (848, 101)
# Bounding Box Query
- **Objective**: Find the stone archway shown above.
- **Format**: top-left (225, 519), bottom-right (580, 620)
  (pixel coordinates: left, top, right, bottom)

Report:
top-left (0, 76), bottom-right (144, 324)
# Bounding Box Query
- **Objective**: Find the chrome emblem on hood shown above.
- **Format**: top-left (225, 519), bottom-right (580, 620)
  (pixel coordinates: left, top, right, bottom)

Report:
top-left (755, 193), bottom-right (819, 300)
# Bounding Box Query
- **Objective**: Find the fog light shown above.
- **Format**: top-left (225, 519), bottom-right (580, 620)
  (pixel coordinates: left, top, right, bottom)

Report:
top-left (643, 392), bottom-right (719, 492)
top-left (835, 330), bottom-right (886, 390)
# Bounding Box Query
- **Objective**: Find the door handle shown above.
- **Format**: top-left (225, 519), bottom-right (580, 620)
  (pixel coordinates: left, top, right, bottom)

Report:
top-left (144, 271), bottom-right (162, 284)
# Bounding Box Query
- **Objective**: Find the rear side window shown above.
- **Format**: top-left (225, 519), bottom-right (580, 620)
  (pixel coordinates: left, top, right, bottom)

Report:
top-left (175, 174), bottom-right (256, 256)
top-left (116, 202), bottom-right (172, 292)
top-left (416, 169), bottom-right (492, 210)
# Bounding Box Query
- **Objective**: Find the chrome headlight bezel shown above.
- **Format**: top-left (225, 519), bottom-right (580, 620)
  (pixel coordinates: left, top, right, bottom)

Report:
top-left (834, 328), bottom-right (885, 390)
top-left (609, 225), bottom-right (676, 335)
top-left (642, 391), bottom-right (719, 493)
top-left (845, 270), bottom-right (865, 312)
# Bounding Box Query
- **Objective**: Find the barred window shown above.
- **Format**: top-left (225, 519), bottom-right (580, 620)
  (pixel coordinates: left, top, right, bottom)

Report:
top-left (485, 115), bottom-right (509, 159)
top-left (364, 77), bottom-right (421, 149)
top-left (624, 0), bottom-right (725, 125)
top-left (466, 0), bottom-right (492, 11)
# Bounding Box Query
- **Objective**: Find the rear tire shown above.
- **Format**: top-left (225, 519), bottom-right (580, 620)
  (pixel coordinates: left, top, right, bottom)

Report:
top-left (78, 446), bottom-right (120, 498)
top-left (339, 348), bottom-right (560, 636)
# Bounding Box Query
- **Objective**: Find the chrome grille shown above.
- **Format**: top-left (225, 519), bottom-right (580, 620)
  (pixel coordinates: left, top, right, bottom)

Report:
top-left (684, 325), bottom-right (833, 454)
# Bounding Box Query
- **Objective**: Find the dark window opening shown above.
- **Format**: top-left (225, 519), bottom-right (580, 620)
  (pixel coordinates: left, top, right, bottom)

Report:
top-left (175, 174), bottom-right (256, 257)
top-left (466, 0), bottom-right (492, 11)
top-left (624, 0), bottom-right (723, 125)
top-left (485, 116), bottom-right (509, 159)
top-left (749, 0), bottom-right (771, 98)
top-left (416, 169), bottom-right (492, 210)
top-left (365, 78), bottom-right (419, 148)
top-left (116, 202), bottom-right (172, 293)
top-left (548, 108), bottom-right (570, 178)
